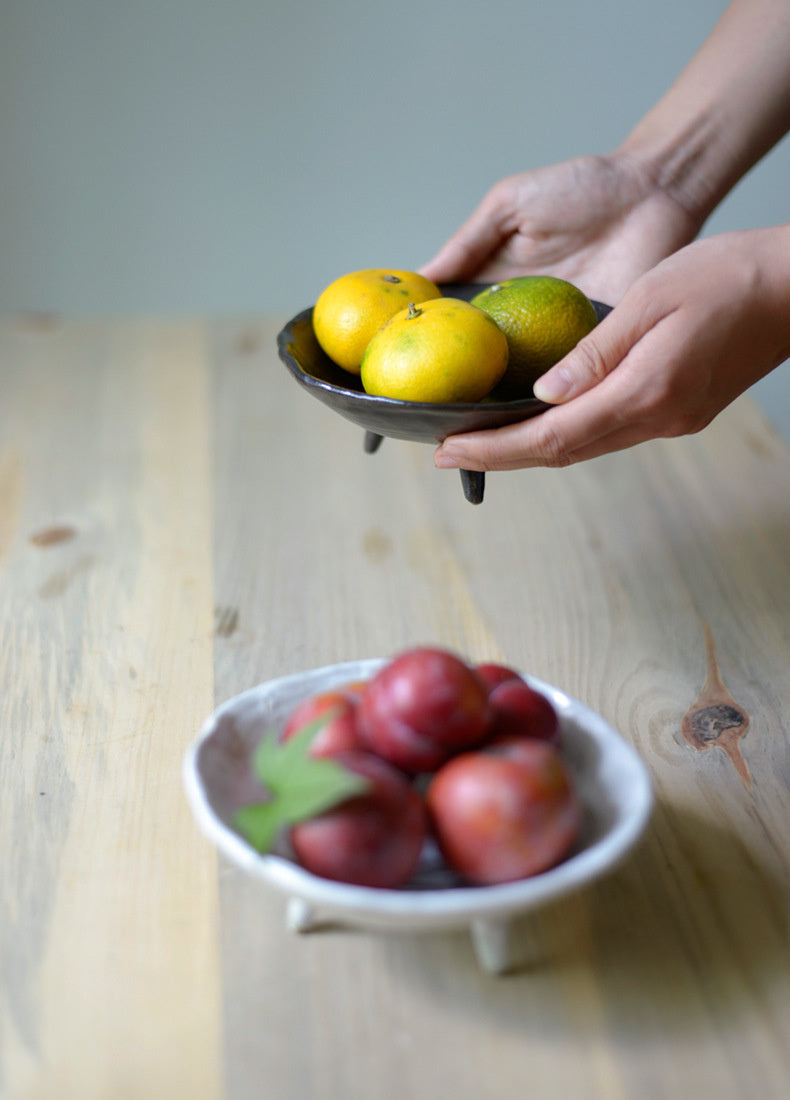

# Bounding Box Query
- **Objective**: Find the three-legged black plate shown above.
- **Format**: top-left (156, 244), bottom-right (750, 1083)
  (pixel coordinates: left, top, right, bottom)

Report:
top-left (277, 285), bottom-right (611, 503)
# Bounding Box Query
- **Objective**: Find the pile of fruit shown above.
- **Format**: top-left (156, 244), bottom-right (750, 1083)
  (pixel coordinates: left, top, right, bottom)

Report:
top-left (235, 647), bottom-right (582, 890)
top-left (311, 268), bottom-right (598, 403)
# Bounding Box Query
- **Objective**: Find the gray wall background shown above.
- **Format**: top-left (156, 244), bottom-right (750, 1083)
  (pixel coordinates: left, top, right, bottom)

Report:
top-left (2, 1), bottom-right (789, 435)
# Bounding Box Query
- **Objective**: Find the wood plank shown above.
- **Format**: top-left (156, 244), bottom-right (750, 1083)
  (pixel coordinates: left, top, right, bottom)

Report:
top-left (0, 319), bottom-right (221, 1098)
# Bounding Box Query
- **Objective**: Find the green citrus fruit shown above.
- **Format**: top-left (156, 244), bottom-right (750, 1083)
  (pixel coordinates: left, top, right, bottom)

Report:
top-left (471, 275), bottom-right (598, 399)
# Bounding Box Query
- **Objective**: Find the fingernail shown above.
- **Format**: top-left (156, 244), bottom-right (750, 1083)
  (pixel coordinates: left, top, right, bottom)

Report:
top-left (533, 367), bottom-right (571, 403)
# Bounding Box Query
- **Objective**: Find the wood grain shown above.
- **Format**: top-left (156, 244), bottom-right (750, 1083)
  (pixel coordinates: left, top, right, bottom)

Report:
top-left (2, 316), bottom-right (790, 1098)
top-left (0, 319), bottom-right (221, 1099)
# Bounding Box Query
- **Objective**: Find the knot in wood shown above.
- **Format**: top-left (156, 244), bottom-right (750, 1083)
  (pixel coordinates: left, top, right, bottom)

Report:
top-left (688, 703), bottom-right (746, 743)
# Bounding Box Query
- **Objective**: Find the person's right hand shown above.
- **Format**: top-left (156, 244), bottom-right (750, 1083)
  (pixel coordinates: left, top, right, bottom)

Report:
top-left (432, 226), bottom-right (790, 472)
top-left (420, 153), bottom-right (702, 304)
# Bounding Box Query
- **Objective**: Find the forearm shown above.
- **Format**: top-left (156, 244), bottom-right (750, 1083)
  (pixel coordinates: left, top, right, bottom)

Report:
top-left (617, 0), bottom-right (790, 229)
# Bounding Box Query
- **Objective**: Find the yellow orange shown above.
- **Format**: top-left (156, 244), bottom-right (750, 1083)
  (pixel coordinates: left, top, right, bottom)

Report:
top-left (360, 298), bottom-right (508, 403)
top-left (313, 269), bottom-right (442, 375)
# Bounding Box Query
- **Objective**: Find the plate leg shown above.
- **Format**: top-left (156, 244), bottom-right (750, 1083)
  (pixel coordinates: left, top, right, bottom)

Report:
top-left (364, 431), bottom-right (383, 454)
top-left (469, 917), bottom-right (512, 974)
top-left (286, 896), bottom-right (318, 933)
top-left (460, 469), bottom-right (485, 504)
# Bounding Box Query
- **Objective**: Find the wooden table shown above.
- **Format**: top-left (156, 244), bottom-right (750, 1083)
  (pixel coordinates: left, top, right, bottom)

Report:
top-left (1, 314), bottom-right (789, 1099)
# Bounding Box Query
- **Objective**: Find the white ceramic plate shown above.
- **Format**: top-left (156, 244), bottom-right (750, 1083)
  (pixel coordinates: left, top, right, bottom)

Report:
top-left (183, 658), bottom-right (653, 972)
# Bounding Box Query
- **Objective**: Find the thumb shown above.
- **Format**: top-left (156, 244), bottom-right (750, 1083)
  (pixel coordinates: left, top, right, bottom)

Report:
top-left (420, 205), bottom-right (510, 284)
top-left (532, 307), bottom-right (632, 404)
top-left (420, 231), bottom-right (500, 284)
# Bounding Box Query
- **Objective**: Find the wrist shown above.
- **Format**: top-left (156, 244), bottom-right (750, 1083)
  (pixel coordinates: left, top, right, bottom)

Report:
top-left (614, 0), bottom-right (790, 234)
top-left (614, 110), bottom-right (726, 234)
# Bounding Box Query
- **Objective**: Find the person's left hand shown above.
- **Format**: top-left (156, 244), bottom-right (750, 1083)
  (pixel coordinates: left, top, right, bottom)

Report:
top-left (433, 228), bottom-right (790, 471)
top-left (420, 153), bottom-right (699, 304)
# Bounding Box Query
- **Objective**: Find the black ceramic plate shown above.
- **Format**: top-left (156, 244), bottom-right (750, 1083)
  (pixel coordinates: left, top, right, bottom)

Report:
top-left (277, 284), bottom-right (611, 503)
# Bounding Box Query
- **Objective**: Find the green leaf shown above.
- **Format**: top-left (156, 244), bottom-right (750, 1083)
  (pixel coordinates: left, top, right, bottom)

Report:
top-left (233, 712), bottom-right (370, 855)
top-left (276, 754), bottom-right (369, 823)
top-left (234, 801), bottom-right (283, 854)
top-left (252, 714), bottom-right (332, 792)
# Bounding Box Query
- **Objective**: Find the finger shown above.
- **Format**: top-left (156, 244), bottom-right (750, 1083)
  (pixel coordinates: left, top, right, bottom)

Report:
top-left (535, 420), bottom-right (661, 466)
top-left (533, 288), bottom-right (673, 404)
top-left (434, 327), bottom-right (670, 470)
top-left (531, 313), bottom-right (622, 404)
top-left (420, 228), bottom-right (506, 284)
top-left (434, 400), bottom-right (645, 471)
top-left (420, 197), bottom-right (512, 284)
top-left (436, 420), bottom-right (657, 471)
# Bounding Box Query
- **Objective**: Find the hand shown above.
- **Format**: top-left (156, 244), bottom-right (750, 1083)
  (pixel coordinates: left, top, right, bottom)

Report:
top-left (433, 228), bottom-right (790, 471)
top-left (420, 154), bottom-right (700, 304)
